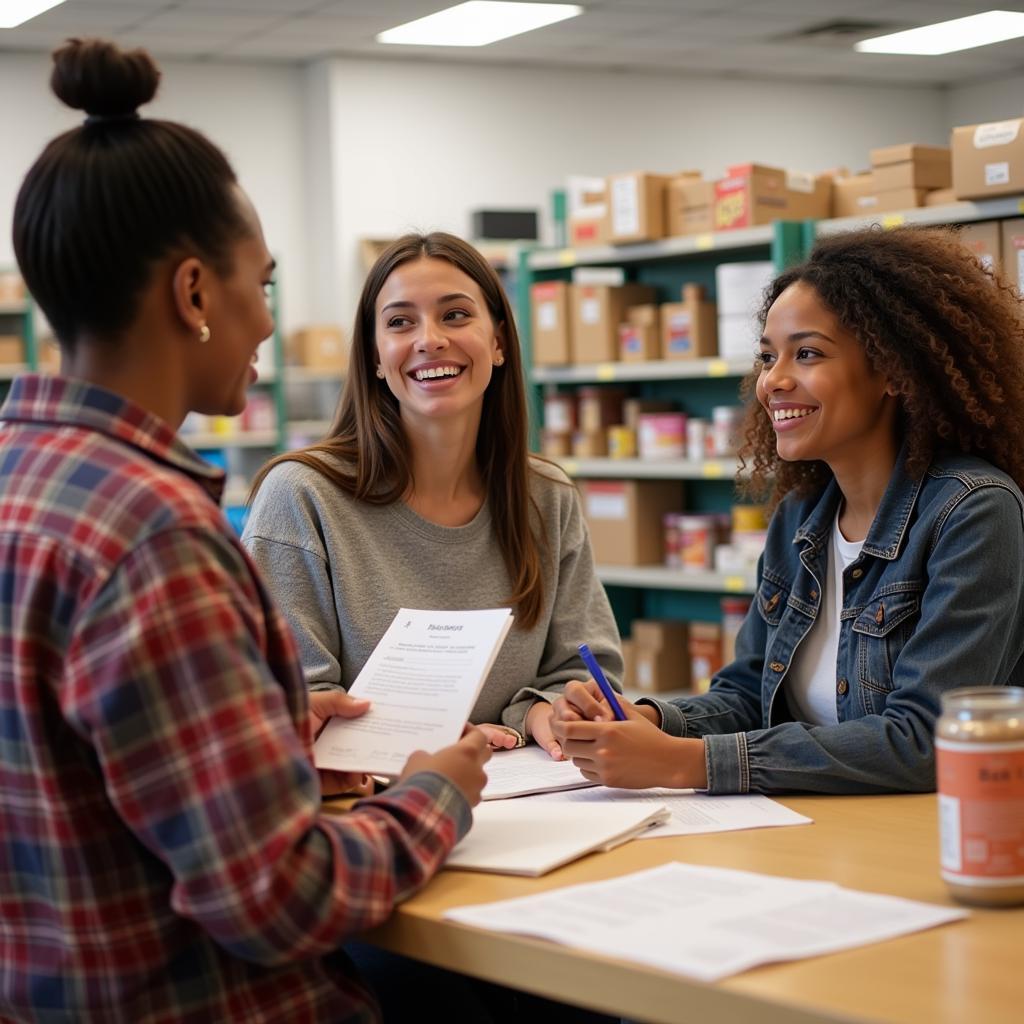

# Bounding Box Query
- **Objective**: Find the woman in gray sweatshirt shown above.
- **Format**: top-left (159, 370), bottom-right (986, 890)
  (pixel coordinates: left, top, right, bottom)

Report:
top-left (243, 232), bottom-right (622, 758)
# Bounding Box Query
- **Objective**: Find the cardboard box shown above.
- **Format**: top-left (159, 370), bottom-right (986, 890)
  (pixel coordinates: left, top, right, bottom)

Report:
top-left (286, 325), bottom-right (347, 370)
top-left (0, 335), bottom-right (23, 364)
top-left (832, 174), bottom-right (879, 217)
top-left (632, 620), bottom-right (691, 693)
top-left (619, 321), bottom-right (660, 362)
top-left (622, 398), bottom-right (674, 430)
top-left (0, 273), bottom-right (25, 306)
top-left (714, 164), bottom-right (830, 231)
top-left (531, 281), bottom-right (573, 365)
top-left (666, 176), bottom-right (715, 237)
top-left (572, 429), bottom-right (608, 458)
top-left (581, 479), bottom-right (684, 565)
top-left (952, 119), bottom-right (1024, 199)
top-left (571, 284), bottom-right (656, 364)
top-left (870, 144), bottom-right (951, 192)
top-left (568, 214), bottom-right (610, 248)
top-left (607, 171), bottom-right (673, 244)
top-left (660, 283), bottom-right (717, 360)
top-left (872, 188), bottom-right (929, 213)
top-left (960, 221), bottom-right (1002, 277)
top-left (619, 637), bottom-right (636, 692)
top-left (1001, 218), bottom-right (1024, 291)
top-left (567, 175), bottom-right (609, 249)
top-left (36, 339), bottom-right (61, 373)
top-left (924, 188), bottom-right (961, 207)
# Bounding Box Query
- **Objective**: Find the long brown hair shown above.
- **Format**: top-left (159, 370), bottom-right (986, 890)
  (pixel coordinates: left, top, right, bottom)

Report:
top-left (252, 232), bottom-right (547, 628)
top-left (738, 225), bottom-right (1024, 507)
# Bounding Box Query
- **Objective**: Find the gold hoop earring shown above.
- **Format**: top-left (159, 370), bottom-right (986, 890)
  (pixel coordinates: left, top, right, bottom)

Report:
top-left (375, 366), bottom-right (385, 379)
top-left (198, 323), bottom-right (211, 344)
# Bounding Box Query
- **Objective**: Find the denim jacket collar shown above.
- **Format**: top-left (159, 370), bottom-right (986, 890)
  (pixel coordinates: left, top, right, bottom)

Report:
top-left (792, 444), bottom-right (924, 562)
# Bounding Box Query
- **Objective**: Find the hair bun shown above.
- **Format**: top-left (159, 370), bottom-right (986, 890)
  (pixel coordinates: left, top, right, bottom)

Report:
top-left (50, 37), bottom-right (159, 118)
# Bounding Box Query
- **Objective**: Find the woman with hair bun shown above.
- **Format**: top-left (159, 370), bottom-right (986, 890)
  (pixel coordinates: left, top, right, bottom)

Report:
top-left (552, 226), bottom-right (1024, 796)
top-left (0, 38), bottom-right (491, 1023)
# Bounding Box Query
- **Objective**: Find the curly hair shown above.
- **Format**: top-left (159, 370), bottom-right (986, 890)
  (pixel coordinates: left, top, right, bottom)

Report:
top-left (738, 225), bottom-right (1024, 507)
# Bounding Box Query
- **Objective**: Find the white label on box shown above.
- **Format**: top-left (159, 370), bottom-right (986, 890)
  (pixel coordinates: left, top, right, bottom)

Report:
top-left (985, 161), bottom-right (1010, 186)
top-left (785, 170), bottom-right (815, 194)
top-left (1017, 249), bottom-right (1024, 290)
top-left (586, 492), bottom-right (628, 520)
top-left (637, 660), bottom-right (652, 688)
top-left (581, 297), bottom-right (601, 325)
top-left (974, 119), bottom-right (1021, 149)
top-left (856, 195), bottom-right (879, 209)
top-left (538, 301), bottom-right (557, 331)
top-left (611, 177), bottom-right (641, 236)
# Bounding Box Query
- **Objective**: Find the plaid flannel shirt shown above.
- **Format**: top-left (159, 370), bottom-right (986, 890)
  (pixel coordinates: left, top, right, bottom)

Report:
top-left (0, 375), bottom-right (470, 1023)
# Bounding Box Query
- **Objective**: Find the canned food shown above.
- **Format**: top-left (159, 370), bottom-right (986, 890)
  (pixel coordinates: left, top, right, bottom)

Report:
top-left (710, 405), bottom-right (744, 456)
top-left (638, 413), bottom-right (687, 460)
top-left (936, 686), bottom-right (1024, 907)
top-left (608, 425), bottom-right (637, 459)
top-left (678, 513), bottom-right (717, 571)
top-left (686, 418), bottom-right (709, 462)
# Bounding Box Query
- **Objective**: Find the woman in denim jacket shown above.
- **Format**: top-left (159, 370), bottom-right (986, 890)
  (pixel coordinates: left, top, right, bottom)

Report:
top-left (552, 226), bottom-right (1024, 795)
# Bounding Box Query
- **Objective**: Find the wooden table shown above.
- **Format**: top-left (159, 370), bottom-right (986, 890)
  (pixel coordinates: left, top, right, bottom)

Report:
top-left (350, 793), bottom-right (1022, 1023)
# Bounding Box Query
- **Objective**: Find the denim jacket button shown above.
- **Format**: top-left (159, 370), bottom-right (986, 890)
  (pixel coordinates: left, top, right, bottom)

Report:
top-left (837, 678), bottom-right (849, 695)
top-left (851, 568), bottom-right (864, 579)
top-left (769, 661), bottom-right (786, 672)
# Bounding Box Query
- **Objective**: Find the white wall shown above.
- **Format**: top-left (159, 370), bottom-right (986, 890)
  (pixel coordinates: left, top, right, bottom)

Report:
top-left (321, 58), bottom-right (949, 323)
top-left (945, 73), bottom-right (1024, 128)
top-left (0, 51), bottom-right (310, 330)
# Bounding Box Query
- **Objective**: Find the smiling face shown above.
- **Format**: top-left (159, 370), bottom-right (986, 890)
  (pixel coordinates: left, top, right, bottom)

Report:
top-left (756, 281), bottom-right (898, 476)
top-left (373, 256), bottom-right (503, 430)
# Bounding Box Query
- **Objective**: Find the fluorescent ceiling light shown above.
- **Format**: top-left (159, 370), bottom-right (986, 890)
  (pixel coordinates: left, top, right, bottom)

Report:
top-left (855, 10), bottom-right (1024, 55)
top-left (0, 0), bottom-right (66, 29)
top-left (377, 2), bottom-right (582, 47)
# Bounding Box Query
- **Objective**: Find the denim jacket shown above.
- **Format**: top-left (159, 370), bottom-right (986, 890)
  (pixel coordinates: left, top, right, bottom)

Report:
top-left (645, 450), bottom-right (1024, 795)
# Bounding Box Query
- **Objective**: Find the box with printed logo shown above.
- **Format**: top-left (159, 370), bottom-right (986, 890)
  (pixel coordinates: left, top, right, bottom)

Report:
top-left (571, 284), bottom-right (657, 364)
top-left (714, 164), bottom-right (830, 231)
top-left (660, 284), bottom-right (717, 361)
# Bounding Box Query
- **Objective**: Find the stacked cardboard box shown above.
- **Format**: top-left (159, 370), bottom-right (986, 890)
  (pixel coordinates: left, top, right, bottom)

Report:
top-left (572, 283), bottom-right (657, 363)
top-left (286, 325), bottom-right (347, 371)
top-left (607, 171), bottom-right (674, 244)
top-left (714, 164), bottom-right (830, 231)
top-left (868, 143), bottom-right (951, 213)
top-left (1001, 218), bottom-right (1024, 292)
top-left (567, 175), bottom-right (609, 249)
top-left (531, 281), bottom-right (573, 365)
top-left (660, 284), bottom-right (718, 360)
top-left (630, 620), bottom-right (690, 693)
top-left (960, 221), bottom-right (1002, 278)
top-left (580, 480), bottom-right (683, 565)
top-left (618, 304), bottom-right (660, 362)
top-left (952, 118), bottom-right (1024, 200)
top-left (666, 175), bottom-right (715, 237)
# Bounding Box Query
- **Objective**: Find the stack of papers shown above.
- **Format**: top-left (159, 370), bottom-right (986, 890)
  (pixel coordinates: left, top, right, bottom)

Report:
top-left (482, 745), bottom-right (595, 800)
top-left (446, 801), bottom-right (670, 876)
top-left (444, 862), bottom-right (967, 979)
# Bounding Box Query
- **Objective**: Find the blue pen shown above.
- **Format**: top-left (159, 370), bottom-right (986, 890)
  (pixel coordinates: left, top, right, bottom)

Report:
top-left (577, 643), bottom-right (627, 721)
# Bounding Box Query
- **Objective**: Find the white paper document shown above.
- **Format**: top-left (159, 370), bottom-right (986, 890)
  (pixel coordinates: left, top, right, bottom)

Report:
top-left (313, 607), bottom-right (513, 777)
top-left (446, 801), bottom-right (670, 876)
top-left (532, 787), bottom-right (812, 837)
top-left (444, 862), bottom-right (967, 981)
top-left (482, 745), bottom-right (596, 800)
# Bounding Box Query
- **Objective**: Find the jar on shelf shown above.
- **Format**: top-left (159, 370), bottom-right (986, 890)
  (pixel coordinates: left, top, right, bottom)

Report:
top-left (663, 512), bottom-right (682, 568)
top-left (607, 425), bottom-right (637, 459)
top-left (710, 404), bottom-right (744, 456)
top-left (936, 686), bottom-right (1024, 907)
top-left (678, 514), bottom-right (717, 571)
top-left (685, 417), bottom-right (709, 461)
top-left (720, 597), bottom-right (751, 665)
top-left (543, 390), bottom-right (576, 433)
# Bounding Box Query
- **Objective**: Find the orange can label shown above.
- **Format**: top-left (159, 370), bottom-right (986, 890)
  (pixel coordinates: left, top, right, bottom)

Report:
top-left (936, 738), bottom-right (1024, 884)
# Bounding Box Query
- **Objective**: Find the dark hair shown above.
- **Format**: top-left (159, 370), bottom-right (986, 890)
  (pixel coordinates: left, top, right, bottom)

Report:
top-left (739, 225), bottom-right (1024, 506)
top-left (252, 232), bottom-right (550, 630)
top-left (13, 38), bottom-right (250, 346)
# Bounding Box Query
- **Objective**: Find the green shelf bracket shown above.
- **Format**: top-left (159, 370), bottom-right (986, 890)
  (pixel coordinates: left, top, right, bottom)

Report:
top-left (517, 245), bottom-right (543, 453)
top-left (770, 220), bottom-right (805, 272)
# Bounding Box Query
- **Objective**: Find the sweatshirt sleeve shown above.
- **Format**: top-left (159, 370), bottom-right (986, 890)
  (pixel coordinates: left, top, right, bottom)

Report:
top-left (242, 465), bottom-right (345, 690)
top-left (501, 473), bottom-right (623, 735)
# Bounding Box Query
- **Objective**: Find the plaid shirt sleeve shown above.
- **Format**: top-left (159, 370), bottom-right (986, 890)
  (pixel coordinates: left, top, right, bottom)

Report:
top-left (63, 525), bottom-right (471, 966)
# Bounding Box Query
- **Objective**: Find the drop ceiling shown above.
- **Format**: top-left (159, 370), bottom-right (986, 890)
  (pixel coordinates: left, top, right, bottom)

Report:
top-left (1, 0), bottom-right (1022, 85)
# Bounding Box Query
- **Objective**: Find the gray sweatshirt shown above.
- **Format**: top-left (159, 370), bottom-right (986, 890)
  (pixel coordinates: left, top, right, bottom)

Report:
top-left (241, 456), bottom-right (622, 736)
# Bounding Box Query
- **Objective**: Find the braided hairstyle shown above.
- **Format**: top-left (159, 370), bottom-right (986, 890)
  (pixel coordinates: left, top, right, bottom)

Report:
top-left (739, 225), bottom-right (1024, 506)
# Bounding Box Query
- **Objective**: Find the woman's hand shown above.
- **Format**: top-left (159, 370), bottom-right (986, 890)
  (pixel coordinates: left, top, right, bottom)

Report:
top-left (525, 700), bottom-right (563, 760)
top-left (477, 723), bottom-right (522, 750)
top-left (308, 689), bottom-right (375, 797)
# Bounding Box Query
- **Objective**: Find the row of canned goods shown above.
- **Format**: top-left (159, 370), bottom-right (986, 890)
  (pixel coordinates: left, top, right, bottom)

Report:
top-left (664, 504), bottom-right (767, 572)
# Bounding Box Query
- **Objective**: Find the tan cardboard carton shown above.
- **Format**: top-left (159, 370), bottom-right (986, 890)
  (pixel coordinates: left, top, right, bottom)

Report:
top-left (632, 620), bottom-right (691, 694)
top-left (286, 325), bottom-right (347, 371)
top-left (531, 281), bottom-right (573, 365)
top-left (870, 144), bottom-right (952, 191)
top-left (619, 321), bottom-right (660, 362)
top-left (567, 175), bottom-right (609, 249)
top-left (1001, 218), bottom-right (1024, 292)
top-left (666, 176), bottom-right (715, 237)
top-left (568, 213), bottom-right (610, 249)
top-left (572, 284), bottom-right (657, 364)
top-left (960, 221), bottom-right (1002, 278)
top-left (832, 174), bottom-right (878, 217)
top-left (924, 188), bottom-right (961, 207)
top-left (572, 429), bottom-right (608, 458)
top-left (620, 637), bottom-right (636, 692)
top-left (607, 171), bottom-right (673, 244)
top-left (660, 283), bottom-right (718, 360)
top-left (952, 119), bottom-right (1024, 199)
top-left (0, 336), bottom-right (23, 364)
top-left (580, 479), bottom-right (684, 565)
top-left (0, 273), bottom-right (26, 306)
top-left (873, 187), bottom-right (929, 213)
top-left (715, 164), bottom-right (830, 231)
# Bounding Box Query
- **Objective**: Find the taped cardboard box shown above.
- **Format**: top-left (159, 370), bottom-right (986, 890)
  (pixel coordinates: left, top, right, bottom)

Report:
top-left (531, 281), bottom-right (573, 365)
top-left (620, 302), bottom-right (660, 361)
top-left (571, 284), bottom-right (656, 364)
top-left (714, 164), bottom-right (829, 231)
top-left (1001, 218), bottom-right (1024, 292)
top-left (871, 187), bottom-right (930, 214)
top-left (286, 325), bottom-right (348, 371)
top-left (666, 176), bottom-right (715, 237)
top-left (660, 284), bottom-right (717, 360)
top-left (607, 171), bottom-right (674, 244)
top-left (832, 174), bottom-right (879, 217)
top-left (924, 188), bottom-right (961, 207)
top-left (581, 479), bottom-right (684, 565)
top-left (870, 144), bottom-right (951, 191)
top-left (631, 620), bottom-right (691, 693)
top-left (960, 221), bottom-right (1002, 278)
top-left (0, 273), bottom-right (25, 306)
top-left (952, 119), bottom-right (1024, 199)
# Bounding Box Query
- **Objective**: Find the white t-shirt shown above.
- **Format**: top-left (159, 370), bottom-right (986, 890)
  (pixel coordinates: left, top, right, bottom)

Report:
top-left (786, 514), bottom-right (865, 725)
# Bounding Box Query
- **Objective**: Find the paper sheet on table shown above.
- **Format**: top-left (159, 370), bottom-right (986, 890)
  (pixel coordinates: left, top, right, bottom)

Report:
top-left (313, 607), bottom-right (513, 776)
top-left (446, 801), bottom-right (670, 876)
top-left (531, 786), bottom-right (812, 837)
top-left (482, 745), bottom-right (596, 800)
top-left (444, 861), bottom-right (967, 981)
